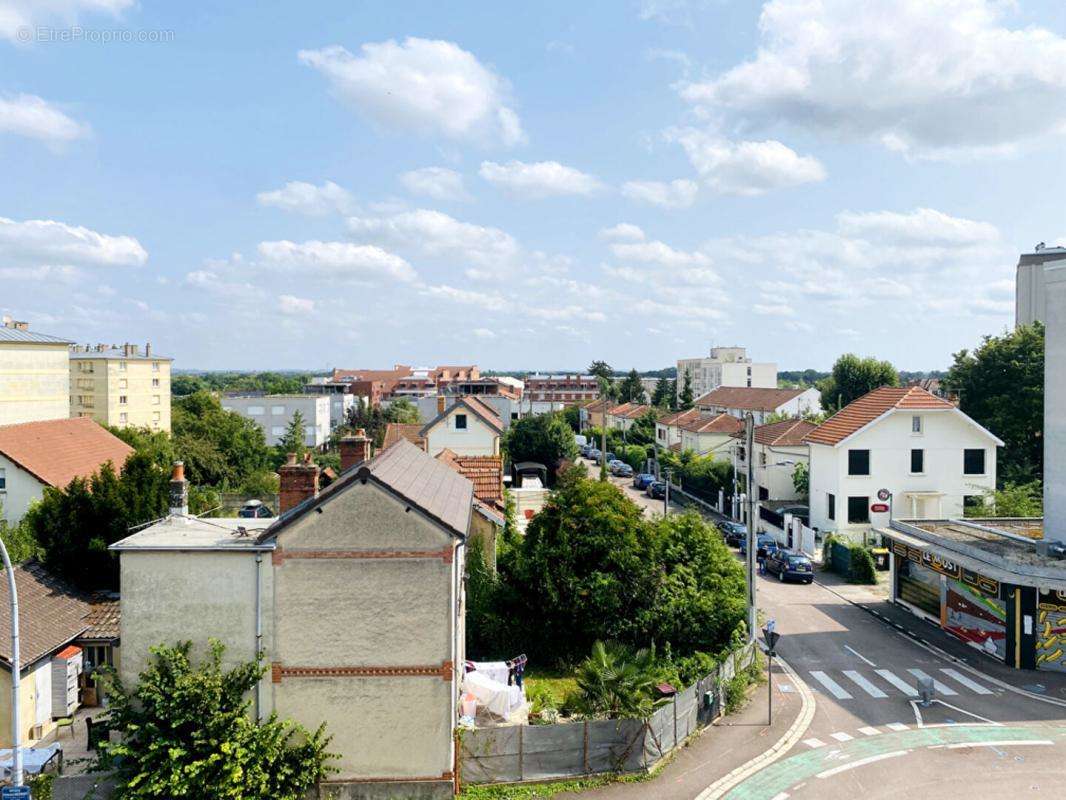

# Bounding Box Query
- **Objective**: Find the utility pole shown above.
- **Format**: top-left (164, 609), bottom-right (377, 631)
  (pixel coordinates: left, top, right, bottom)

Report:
top-left (664, 468), bottom-right (672, 516)
top-left (745, 412), bottom-right (757, 643)
top-left (0, 535), bottom-right (22, 787)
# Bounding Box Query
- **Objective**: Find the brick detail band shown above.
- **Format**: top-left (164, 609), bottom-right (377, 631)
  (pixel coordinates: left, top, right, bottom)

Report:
top-left (321, 772), bottom-right (453, 785)
top-left (272, 547), bottom-right (454, 566)
top-left (272, 660), bottom-right (453, 681)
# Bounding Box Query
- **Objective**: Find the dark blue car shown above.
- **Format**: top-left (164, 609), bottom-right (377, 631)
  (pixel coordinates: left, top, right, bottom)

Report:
top-left (765, 550), bottom-right (814, 584)
top-left (633, 473), bottom-right (656, 489)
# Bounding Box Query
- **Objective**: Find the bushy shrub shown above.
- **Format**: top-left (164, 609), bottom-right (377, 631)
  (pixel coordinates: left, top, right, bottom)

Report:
top-left (848, 545), bottom-right (877, 585)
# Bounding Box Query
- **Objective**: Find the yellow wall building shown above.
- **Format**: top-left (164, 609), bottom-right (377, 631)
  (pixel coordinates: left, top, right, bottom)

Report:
top-left (0, 317), bottom-right (71, 427)
top-left (69, 343), bottom-right (172, 433)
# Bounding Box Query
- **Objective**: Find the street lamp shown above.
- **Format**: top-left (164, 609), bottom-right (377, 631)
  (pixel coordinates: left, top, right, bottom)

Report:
top-left (0, 535), bottom-right (22, 787)
top-left (744, 413), bottom-right (757, 642)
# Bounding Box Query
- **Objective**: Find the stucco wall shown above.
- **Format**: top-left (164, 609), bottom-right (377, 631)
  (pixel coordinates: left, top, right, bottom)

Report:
top-left (0, 659), bottom-right (54, 747)
top-left (0, 342), bottom-right (69, 426)
top-left (0, 453), bottom-right (45, 525)
top-left (754, 443), bottom-right (808, 501)
top-left (425, 409), bottom-right (498, 457)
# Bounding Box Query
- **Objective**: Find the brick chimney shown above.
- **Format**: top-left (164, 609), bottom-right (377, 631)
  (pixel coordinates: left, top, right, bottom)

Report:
top-left (339, 428), bottom-right (372, 472)
top-left (278, 452), bottom-right (320, 514)
top-left (169, 461), bottom-right (189, 519)
top-left (437, 395), bottom-right (446, 415)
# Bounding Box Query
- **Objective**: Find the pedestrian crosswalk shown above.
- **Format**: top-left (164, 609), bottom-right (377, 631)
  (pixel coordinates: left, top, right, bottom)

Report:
top-left (804, 667), bottom-right (995, 700)
top-left (803, 723), bottom-right (912, 748)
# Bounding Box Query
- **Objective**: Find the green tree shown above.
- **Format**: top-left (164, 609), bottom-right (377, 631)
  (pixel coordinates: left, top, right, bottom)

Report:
top-left (279, 410), bottom-right (307, 458)
top-left (384, 398), bottom-right (421, 424)
top-left (616, 369), bottom-right (646, 404)
top-left (0, 507), bottom-right (40, 563)
top-left (626, 409), bottom-right (660, 447)
top-left (792, 462), bottom-right (809, 498)
top-left (944, 322), bottom-right (1044, 485)
top-left (98, 640), bottom-right (333, 799)
top-left (965, 481), bottom-right (1043, 518)
top-left (172, 391), bottom-right (271, 487)
top-left (502, 413), bottom-right (579, 481)
top-left (587, 360), bottom-right (614, 381)
top-left (651, 376), bottom-right (673, 408)
top-left (678, 369), bottom-right (694, 410)
top-left (817, 354), bottom-right (899, 413)
top-left (562, 403), bottom-right (581, 433)
top-left (574, 641), bottom-right (663, 720)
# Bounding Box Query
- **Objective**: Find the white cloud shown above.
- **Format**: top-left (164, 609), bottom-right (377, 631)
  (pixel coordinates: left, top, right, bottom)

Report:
top-left (679, 0), bottom-right (1066, 160)
top-left (528, 305), bottom-right (605, 323)
top-left (754, 303), bottom-right (795, 317)
top-left (257, 240), bottom-right (416, 282)
top-left (256, 180), bottom-right (355, 215)
top-left (621, 178), bottom-right (698, 209)
top-left (638, 0), bottom-right (698, 26)
top-left (479, 160), bottom-right (603, 197)
top-left (0, 216), bottom-right (146, 267)
top-left (399, 167), bottom-right (468, 201)
top-left (184, 270), bottom-right (259, 297)
top-left (0, 93), bottom-right (89, 144)
top-left (610, 239), bottom-right (711, 269)
top-left (666, 129), bottom-right (826, 195)
top-left (279, 295), bottom-right (315, 315)
top-left (599, 223), bottom-right (645, 242)
top-left (299, 37), bottom-right (524, 147)
top-left (835, 207), bottom-right (1000, 246)
top-left (347, 209), bottom-right (518, 265)
top-left (472, 327), bottom-right (497, 339)
top-left (422, 284), bottom-right (509, 310)
top-left (0, 0), bottom-right (132, 41)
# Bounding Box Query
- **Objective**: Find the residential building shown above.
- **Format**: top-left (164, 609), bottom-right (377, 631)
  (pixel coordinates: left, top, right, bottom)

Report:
top-left (731, 418), bottom-right (818, 502)
top-left (0, 417), bottom-right (133, 525)
top-left (222, 394), bottom-right (332, 448)
top-left (655, 408), bottom-right (701, 451)
top-left (113, 444), bottom-right (471, 796)
top-left (0, 561), bottom-right (121, 746)
top-left (521, 374), bottom-right (600, 414)
top-left (436, 448), bottom-right (505, 568)
top-left (382, 422), bottom-right (426, 450)
top-left (420, 396), bottom-right (502, 457)
top-left (0, 317), bottom-right (70, 426)
top-left (606, 402), bottom-right (653, 431)
top-left (329, 364), bottom-right (482, 407)
top-left (579, 397), bottom-right (612, 431)
top-left (303, 379), bottom-right (360, 430)
top-left (69, 342), bottom-right (172, 432)
top-left (696, 386), bottom-right (821, 425)
top-left (417, 378), bottom-right (523, 429)
top-left (1016, 243), bottom-right (1066, 326)
top-left (678, 413), bottom-right (743, 457)
top-left (805, 386), bottom-right (1002, 542)
top-left (676, 347), bottom-right (776, 401)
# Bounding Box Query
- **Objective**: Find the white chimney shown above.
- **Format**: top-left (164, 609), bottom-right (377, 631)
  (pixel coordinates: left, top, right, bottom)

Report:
top-left (1045, 265), bottom-right (1066, 543)
top-left (169, 461), bottom-right (189, 520)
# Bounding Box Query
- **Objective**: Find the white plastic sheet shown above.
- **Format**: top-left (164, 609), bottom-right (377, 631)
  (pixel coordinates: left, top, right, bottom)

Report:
top-left (469, 660), bottom-right (510, 685)
top-left (462, 669), bottom-right (524, 719)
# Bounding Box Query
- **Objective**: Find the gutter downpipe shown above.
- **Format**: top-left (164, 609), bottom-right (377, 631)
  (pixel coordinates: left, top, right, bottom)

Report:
top-left (0, 536), bottom-right (22, 786)
top-left (255, 551), bottom-right (263, 723)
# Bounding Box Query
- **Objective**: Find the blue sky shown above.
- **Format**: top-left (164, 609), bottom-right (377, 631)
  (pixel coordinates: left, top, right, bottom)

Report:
top-left (2, 1), bottom-right (1066, 372)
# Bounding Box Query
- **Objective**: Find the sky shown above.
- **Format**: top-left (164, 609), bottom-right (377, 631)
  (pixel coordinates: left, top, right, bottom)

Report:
top-left (2, 0), bottom-right (1066, 373)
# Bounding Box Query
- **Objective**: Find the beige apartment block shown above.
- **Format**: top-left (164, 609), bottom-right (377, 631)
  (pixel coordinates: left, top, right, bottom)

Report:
top-left (0, 317), bottom-right (71, 426)
top-left (69, 343), bottom-right (172, 432)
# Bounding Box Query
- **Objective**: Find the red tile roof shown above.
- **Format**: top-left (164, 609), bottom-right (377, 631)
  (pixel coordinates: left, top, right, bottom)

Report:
top-left (658, 407), bottom-right (701, 427)
top-left (421, 397), bottom-right (503, 436)
top-left (732, 417), bottom-right (820, 446)
top-left (696, 386), bottom-right (809, 412)
top-left (804, 386), bottom-right (955, 446)
top-left (0, 417), bottom-right (133, 488)
top-left (382, 423), bottom-right (426, 450)
top-left (462, 396), bottom-right (503, 431)
top-left (608, 402), bottom-right (655, 419)
top-left (436, 450), bottom-right (504, 506)
top-left (680, 413), bottom-right (744, 435)
top-left (0, 561), bottom-right (90, 666)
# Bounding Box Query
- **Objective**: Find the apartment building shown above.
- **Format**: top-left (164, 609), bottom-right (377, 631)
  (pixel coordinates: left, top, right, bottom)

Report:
top-left (0, 317), bottom-right (71, 426)
top-left (222, 394), bottom-right (332, 448)
top-left (521, 374), bottom-right (600, 414)
top-left (676, 346), bottom-right (777, 400)
top-left (329, 364), bottom-right (482, 407)
top-left (1016, 243), bottom-right (1066, 326)
top-left (69, 342), bottom-right (172, 432)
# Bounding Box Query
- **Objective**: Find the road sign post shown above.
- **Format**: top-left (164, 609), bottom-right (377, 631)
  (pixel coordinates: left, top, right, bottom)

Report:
top-left (2, 785), bottom-right (31, 799)
top-left (762, 623), bottom-right (780, 726)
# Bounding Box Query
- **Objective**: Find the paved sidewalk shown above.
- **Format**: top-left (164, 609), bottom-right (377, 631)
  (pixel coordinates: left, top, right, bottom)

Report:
top-left (814, 569), bottom-right (1066, 703)
top-left (575, 661), bottom-right (803, 800)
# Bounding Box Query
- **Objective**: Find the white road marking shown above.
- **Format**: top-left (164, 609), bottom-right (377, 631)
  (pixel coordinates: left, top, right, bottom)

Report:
top-left (885, 722), bottom-right (909, 732)
top-left (875, 669), bottom-right (918, 695)
top-left (858, 726), bottom-right (881, 736)
top-left (843, 670), bottom-right (888, 698)
top-left (830, 732), bottom-right (853, 742)
top-left (944, 740), bottom-right (1053, 750)
top-left (940, 668), bottom-right (994, 695)
top-left (908, 668), bottom-right (958, 696)
top-left (809, 671), bottom-right (853, 699)
top-left (802, 737), bottom-right (826, 749)
top-left (770, 794), bottom-right (790, 800)
top-left (815, 750), bottom-right (909, 779)
top-left (844, 644), bottom-right (877, 666)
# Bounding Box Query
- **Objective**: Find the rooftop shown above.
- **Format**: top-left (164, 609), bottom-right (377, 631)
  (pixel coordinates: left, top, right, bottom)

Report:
top-left (680, 412), bottom-right (744, 435)
top-left (658, 407), bottom-right (701, 427)
top-left (69, 344), bottom-right (171, 361)
top-left (436, 450), bottom-right (503, 506)
top-left (804, 385), bottom-right (958, 446)
top-left (0, 325), bottom-right (70, 345)
top-left (382, 422), bottom-right (426, 450)
top-left (0, 562), bottom-right (90, 667)
top-left (696, 386), bottom-right (808, 412)
top-left (110, 516), bottom-right (276, 551)
top-left (731, 417), bottom-right (819, 446)
top-left (0, 417), bottom-right (134, 488)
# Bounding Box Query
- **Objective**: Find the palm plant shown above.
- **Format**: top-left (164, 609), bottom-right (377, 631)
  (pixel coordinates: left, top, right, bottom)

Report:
top-left (574, 641), bottom-right (664, 720)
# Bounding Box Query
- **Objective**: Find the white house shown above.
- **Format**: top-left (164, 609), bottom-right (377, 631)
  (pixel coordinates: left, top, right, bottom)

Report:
top-left (655, 408), bottom-right (700, 451)
top-left (222, 394), bottom-right (332, 448)
top-left (730, 418), bottom-right (818, 502)
top-left (606, 403), bottom-right (653, 432)
top-left (696, 386), bottom-right (821, 425)
top-left (805, 386), bottom-right (1003, 543)
top-left (420, 396), bottom-right (502, 457)
top-left (678, 413), bottom-right (743, 457)
top-left (0, 417), bottom-right (133, 525)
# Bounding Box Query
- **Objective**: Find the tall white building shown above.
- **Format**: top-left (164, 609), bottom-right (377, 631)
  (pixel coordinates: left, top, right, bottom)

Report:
top-left (1016, 244), bottom-right (1066, 327)
top-left (222, 394), bottom-right (332, 448)
top-left (676, 346), bottom-right (776, 400)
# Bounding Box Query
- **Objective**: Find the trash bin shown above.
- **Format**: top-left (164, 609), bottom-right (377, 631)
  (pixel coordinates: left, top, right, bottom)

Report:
top-left (461, 693), bottom-right (477, 718)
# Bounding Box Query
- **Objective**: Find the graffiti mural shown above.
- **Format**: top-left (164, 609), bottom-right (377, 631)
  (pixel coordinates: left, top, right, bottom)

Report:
top-left (1037, 601), bottom-right (1066, 673)
top-left (944, 579), bottom-right (1006, 660)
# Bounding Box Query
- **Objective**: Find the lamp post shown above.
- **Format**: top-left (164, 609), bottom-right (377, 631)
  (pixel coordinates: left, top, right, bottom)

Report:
top-left (744, 413), bottom-right (757, 642)
top-left (664, 468), bottom-right (672, 516)
top-left (0, 535), bottom-right (22, 787)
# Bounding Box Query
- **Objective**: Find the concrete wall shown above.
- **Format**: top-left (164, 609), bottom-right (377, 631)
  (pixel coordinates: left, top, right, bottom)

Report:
top-left (222, 395), bottom-right (332, 447)
top-left (70, 357), bottom-right (172, 432)
top-left (0, 658), bottom-right (55, 747)
top-left (424, 408), bottom-right (499, 457)
top-left (0, 453), bottom-right (45, 525)
top-left (0, 342), bottom-right (69, 426)
top-left (753, 442), bottom-right (808, 501)
top-left (808, 409), bottom-right (998, 540)
top-left (1045, 265), bottom-right (1066, 543)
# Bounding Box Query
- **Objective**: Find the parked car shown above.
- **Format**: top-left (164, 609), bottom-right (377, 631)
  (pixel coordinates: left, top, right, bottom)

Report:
top-left (765, 550), bottom-right (814, 584)
top-left (604, 452), bottom-right (616, 464)
top-left (720, 521), bottom-right (747, 547)
top-left (647, 480), bottom-right (667, 499)
top-left (773, 504), bottom-right (810, 523)
top-left (588, 448), bottom-right (602, 462)
top-left (739, 533), bottom-right (779, 560)
top-left (613, 463), bottom-right (634, 478)
top-left (633, 473), bottom-right (656, 489)
top-left (238, 499), bottom-right (273, 518)
top-left (580, 444), bottom-right (592, 457)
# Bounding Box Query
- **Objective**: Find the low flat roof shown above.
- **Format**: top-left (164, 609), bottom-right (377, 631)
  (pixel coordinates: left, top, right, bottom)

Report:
top-left (878, 518), bottom-right (1066, 590)
top-left (110, 516), bottom-right (275, 551)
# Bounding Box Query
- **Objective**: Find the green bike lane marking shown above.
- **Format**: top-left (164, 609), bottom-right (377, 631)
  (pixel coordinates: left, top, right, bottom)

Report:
top-left (723, 724), bottom-right (1066, 800)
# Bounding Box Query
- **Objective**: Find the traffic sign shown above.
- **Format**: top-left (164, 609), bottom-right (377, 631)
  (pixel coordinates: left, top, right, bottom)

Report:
top-left (3, 786), bottom-right (31, 800)
top-left (877, 488), bottom-right (891, 501)
top-left (870, 503), bottom-right (890, 513)
top-left (762, 626), bottom-right (780, 655)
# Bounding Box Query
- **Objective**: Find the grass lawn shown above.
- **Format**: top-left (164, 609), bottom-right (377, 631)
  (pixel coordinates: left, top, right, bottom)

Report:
top-left (523, 667), bottom-right (578, 706)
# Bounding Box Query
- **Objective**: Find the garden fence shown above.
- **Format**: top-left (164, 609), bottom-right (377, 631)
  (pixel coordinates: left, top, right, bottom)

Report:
top-left (460, 641), bottom-right (757, 786)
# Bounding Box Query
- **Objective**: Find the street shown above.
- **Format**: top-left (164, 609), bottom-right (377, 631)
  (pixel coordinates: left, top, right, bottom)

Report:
top-left (587, 457), bottom-right (1066, 799)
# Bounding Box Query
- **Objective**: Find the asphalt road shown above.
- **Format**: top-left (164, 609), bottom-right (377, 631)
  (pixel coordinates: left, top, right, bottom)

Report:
top-left (586, 457), bottom-right (1066, 798)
